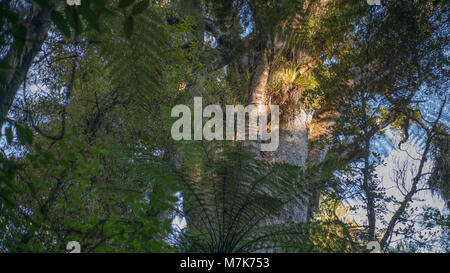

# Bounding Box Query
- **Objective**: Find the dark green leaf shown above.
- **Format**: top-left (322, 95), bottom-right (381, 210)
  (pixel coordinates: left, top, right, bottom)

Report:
top-left (33, 0), bottom-right (50, 6)
top-left (51, 11), bottom-right (71, 38)
top-left (79, 4), bottom-right (100, 30)
top-left (0, 60), bottom-right (12, 72)
top-left (118, 0), bottom-right (135, 9)
top-left (16, 125), bottom-right (33, 145)
top-left (0, 8), bottom-right (18, 23)
top-left (12, 25), bottom-right (27, 52)
top-left (131, 0), bottom-right (149, 15)
top-left (5, 126), bottom-right (13, 144)
top-left (124, 16), bottom-right (134, 39)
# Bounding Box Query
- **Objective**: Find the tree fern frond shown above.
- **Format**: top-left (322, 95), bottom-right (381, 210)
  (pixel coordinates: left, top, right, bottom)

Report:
top-left (171, 141), bottom-right (317, 253)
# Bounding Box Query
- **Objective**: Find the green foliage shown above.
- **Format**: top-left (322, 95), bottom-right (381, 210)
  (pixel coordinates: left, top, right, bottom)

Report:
top-left (429, 127), bottom-right (450, 202)
top-left (0, 1), bottom-right (180, 252)
top-left (168, 141), bottom-right (312, 252)
top-left (0, 0), bottom-right (448, 254)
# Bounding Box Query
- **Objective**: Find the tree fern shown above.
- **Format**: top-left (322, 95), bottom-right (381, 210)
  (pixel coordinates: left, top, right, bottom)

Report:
top-left (157, 141), bottom-right (322, 253)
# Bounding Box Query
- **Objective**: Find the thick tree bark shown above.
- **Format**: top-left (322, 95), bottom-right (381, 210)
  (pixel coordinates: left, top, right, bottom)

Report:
top-left (180, 0), bottom-right (342, 249)
top-left (247, 55), bottom-right (337, 227)
top-left (243, 0), bottom-right (341, 228)
top-left (306, 108), bottom-right (339, 219)
top-left (242, 18), bottom-right (314, 224)
top-left (263, 106), bottom-right (311, 224)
